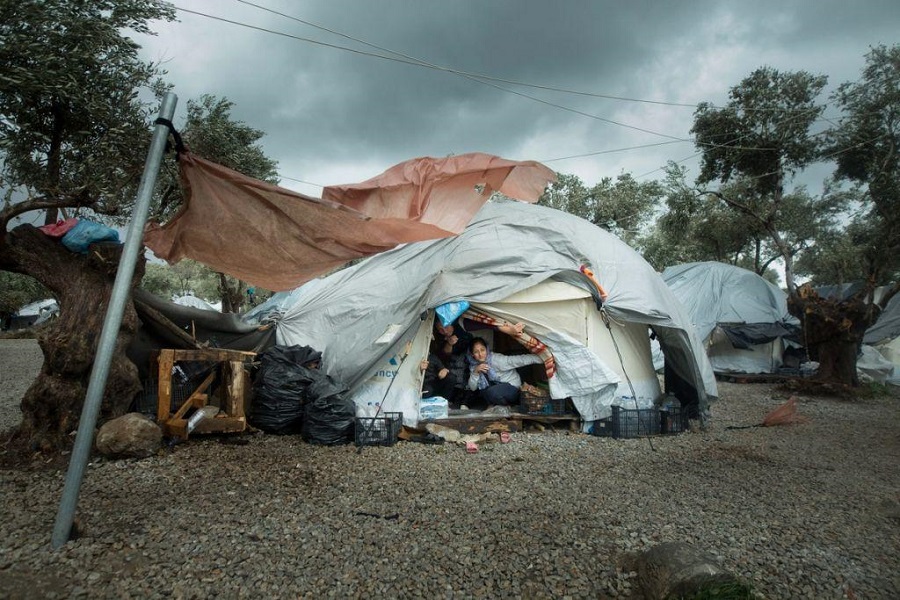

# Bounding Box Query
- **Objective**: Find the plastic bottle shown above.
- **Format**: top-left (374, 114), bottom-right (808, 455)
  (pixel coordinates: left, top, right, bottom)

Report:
top-left (187, 405), bottom-right (220, 433)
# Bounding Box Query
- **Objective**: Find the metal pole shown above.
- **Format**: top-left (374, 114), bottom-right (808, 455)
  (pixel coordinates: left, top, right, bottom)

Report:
top-left (51, 92), bottom-right (178, 549)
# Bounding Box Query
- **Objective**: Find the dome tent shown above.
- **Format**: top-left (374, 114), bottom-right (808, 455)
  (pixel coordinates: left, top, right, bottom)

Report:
top-left (862, 292), bottom-right (900, 386)
top-left (8, 298), bottom-right (59, 330)
top-left (661, 262), bottom-right (800, 375)
top-left (269, 200), bottom-right (717, 429)
top-left (172, 293), bottom-right (219, 312)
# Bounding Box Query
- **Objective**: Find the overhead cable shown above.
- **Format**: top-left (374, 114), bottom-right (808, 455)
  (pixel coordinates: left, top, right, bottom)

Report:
top-left (174, 5), bottom-right (688, 141)
top-left (177, 4), bottom-right (846, 151)
top-left (232, 0), bottom-right (849, 119)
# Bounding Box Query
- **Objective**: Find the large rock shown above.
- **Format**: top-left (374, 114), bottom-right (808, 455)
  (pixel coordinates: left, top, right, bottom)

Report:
top-left (627, 542), bottom-right (751, 600)
top-left (95, 413), bottom-right (162, 458)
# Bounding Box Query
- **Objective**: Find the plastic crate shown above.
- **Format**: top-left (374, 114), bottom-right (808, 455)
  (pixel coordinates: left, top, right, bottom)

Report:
top-left (590, 418), bottom-right (614, 437)
top-left (355, 412), bottom-right (403, 446)
top-left (660, 406), bottom-right (689, 434)
top-left (592, 405), bottom-right (661, 439)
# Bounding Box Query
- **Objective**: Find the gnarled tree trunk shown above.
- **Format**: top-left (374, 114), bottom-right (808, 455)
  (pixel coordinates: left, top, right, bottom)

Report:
top-left (2, 225), bottom-right (144, 450)
top-left (217, 271), bottom-right (244, 314)
top-left (788, 285), bottom-right (875, 386)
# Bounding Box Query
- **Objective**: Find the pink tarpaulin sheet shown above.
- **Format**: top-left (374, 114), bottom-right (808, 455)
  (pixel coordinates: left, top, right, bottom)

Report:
top-left (39, 218), bottom-right (79, 238)
top-left (322, 152), bottom-right (556, 234)
top-left (143, 152), bottom-right (555, 291)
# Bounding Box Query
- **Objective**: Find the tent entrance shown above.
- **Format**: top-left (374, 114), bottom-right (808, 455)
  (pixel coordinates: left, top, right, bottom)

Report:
top-left (418, 306), bottom-right (570, 423)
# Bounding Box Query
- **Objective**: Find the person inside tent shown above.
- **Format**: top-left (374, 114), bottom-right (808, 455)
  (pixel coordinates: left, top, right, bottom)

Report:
top-left (466, 336), bottom-right (543, 405)
top-left (434, 319), bottom-right (472, 360)
top-left (432, 319), bottom-right (473, 401)
top-left (419, 352), bottom-right (458, 400)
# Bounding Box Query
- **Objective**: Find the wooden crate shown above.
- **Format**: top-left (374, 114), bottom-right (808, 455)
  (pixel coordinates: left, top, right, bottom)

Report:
top-left (156, 348), bottom-right (256, 440)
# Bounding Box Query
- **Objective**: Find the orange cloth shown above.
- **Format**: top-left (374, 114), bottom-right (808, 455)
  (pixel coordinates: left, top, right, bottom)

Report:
top-left (144, 152), bottom-right (555, 291)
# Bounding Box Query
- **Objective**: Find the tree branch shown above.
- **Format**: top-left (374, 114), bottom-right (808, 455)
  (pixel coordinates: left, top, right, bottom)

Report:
top-left (758, 253), bottom-right (782, 273)
top-left (0, 191), bottom-right (94, 241)
top-left (698, 189), bottom-right (769, 228)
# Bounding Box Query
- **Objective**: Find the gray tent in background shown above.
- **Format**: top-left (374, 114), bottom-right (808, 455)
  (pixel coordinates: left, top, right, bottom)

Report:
top-left (661, 262), bottom-right (800, 375)
top-left (172, 294), bottom-right (220, 312)
top-left (6, 298), bottom-right (59, 330)
top-left (861, 292), bottom-right (900, 386)
top-left (260, 200), bottom-right (717, 429)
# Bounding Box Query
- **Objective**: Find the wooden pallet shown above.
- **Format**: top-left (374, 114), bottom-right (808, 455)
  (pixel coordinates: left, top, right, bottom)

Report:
top-left (418, 412), bottom-right (580, 434)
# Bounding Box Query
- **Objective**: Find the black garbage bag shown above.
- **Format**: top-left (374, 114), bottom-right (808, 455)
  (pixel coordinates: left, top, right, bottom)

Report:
top-left (301, 373), bottom-right (355, 445)
top-left (249, 345), bottom-right (321, 434)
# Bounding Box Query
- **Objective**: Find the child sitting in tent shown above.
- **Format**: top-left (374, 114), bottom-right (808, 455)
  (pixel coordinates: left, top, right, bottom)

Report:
top-left (465, 336), bottom-right (543, 405)
top-left (419, 352), bottom-right (459, 400)
top-left (432, 318), bottom-right (473, 402)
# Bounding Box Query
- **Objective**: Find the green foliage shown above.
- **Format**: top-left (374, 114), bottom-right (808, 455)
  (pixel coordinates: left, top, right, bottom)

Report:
top-left (539, 173), bottom-right (591, 216)
top-left (640, 165), bottom-right (769, 271)
top-left (693, 67), bottom-right (827, 190)
top-left (792, 183), bottom-right (878, 285)
top-left (687, 66), bottom-right (838, 292)
top-left (539, 172), bottom-right (663, 245)
top-left (140, 260), bottom-right (220, 301)
top-left (826, 44), bottom-right (900, 286)
top-left (857, 381), bottom-right (893, 398)
top-left (0, 272), bottom-right (50, 314)
top-left (0, 0), bottom-right (175, 223)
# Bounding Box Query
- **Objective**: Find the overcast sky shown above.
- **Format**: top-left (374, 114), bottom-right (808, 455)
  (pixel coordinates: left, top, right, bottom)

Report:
top-left (135, 0), bottom-right (899, 197)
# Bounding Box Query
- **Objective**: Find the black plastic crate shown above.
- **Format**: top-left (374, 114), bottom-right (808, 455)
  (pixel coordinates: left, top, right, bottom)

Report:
top-left (660, 406), bottom-right (689, 434)
top-left (355, 412), bottom-right (403, 446)
top-left (592, 405), bottom-right (661, 439)
top-left (590, 418), bottom-right (614, 437)
top-left (520, 391), bottom-right (570, 416)
top-left (613, 405), bottom-right (661, 438)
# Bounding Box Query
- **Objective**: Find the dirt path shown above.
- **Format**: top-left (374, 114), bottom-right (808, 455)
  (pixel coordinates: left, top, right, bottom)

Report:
top-left (0, 339), bottom-right (42, 432)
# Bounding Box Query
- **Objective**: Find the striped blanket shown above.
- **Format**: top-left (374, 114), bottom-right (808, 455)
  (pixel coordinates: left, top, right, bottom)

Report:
top-left (462, 308), bottom-right (556, 380)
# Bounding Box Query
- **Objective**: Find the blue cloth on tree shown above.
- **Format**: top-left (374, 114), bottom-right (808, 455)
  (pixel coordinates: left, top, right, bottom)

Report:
top-left (60, 219), bottom-right (120, 254)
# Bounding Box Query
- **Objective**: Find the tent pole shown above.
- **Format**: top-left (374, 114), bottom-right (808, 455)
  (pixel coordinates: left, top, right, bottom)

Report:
top-left (51, 92), bottom-right (178, 550)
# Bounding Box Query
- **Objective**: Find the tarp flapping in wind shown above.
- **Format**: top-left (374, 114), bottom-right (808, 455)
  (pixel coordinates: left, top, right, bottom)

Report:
top-left (144, 152), bottom-right (556, 291)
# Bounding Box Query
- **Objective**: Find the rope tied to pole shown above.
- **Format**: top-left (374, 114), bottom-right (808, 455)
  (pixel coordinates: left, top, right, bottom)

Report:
top-left (153, 117), bottom-right (186, 157)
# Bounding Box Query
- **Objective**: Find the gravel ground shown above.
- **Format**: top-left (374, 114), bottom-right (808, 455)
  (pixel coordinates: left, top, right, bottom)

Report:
top-left (1, 338), bottom-right (898, 599)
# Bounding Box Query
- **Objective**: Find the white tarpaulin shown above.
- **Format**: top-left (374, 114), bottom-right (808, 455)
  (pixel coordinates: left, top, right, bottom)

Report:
top-left (263, 200), bottom-right (716, 425)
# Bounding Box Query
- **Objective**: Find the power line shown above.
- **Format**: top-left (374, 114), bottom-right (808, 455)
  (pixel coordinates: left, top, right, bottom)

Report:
top-left (174, 5), bottom-right (688, 141)
top-left (172, 3), bottom-right (875, 184)
top-left (232, 0), bottom-right (698, 108)
top-left (278, 174), bottom-right (324, 188)
top-left (540, 140), bottom-right (688, 163)
top-left (232, 0), bottom-right (850, 120)
top-left (637, 132), bottom-right (887, 183)
top-left (178, 4), bottom-right (829, 151)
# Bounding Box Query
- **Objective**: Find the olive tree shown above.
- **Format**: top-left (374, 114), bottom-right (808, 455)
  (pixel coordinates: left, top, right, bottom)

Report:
top-left (0, 0), bottom-right (175, 447)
